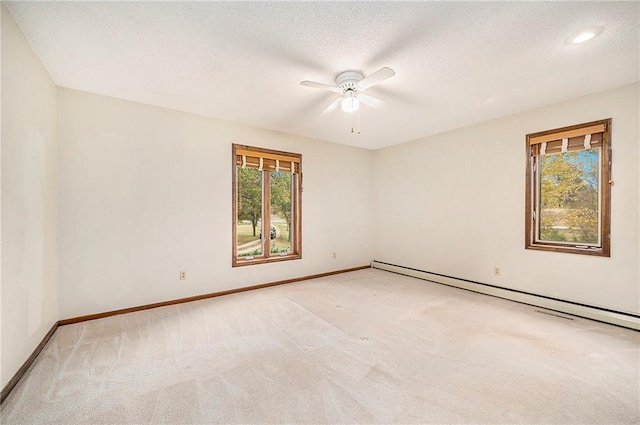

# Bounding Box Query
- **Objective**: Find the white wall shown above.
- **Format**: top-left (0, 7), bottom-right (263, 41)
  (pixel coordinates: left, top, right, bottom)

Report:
top-left (373, 83), bottom-right (639, 315)
top-left (57, 88), bottom-right (373, 319)
top-left (1, 6), bottom-right (58, 389)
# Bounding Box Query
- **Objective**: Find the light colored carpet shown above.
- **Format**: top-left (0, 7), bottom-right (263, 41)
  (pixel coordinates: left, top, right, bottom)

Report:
top-left (2, 268), bottom-right (639, 424)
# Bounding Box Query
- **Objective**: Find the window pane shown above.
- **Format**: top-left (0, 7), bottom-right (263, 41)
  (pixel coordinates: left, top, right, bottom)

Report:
top-left (270, 171), bottom-right (292, 254)
top-left (537, 148), bottom-right (600, 245)
top-left (236, 167), bottom-right (263, 257)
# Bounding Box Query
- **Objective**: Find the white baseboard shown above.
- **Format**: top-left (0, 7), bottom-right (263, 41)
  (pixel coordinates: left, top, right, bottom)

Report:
top-left (371, 260), bottom-right (640, 331)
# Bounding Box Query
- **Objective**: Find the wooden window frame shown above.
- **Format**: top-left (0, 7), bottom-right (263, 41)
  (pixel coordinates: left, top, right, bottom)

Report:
top-left (232, 144), bottom-right (302, 267)
top-left (525, 118), bottom-right (612, 257)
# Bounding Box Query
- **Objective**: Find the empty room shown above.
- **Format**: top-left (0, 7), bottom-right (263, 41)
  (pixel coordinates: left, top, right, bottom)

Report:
top-left (1, 1), bottom-right (639, 424)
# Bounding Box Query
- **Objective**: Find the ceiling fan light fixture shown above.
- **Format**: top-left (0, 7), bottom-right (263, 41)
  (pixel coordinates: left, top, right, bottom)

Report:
top-left (341, 92), bottom-right (359, 113)
top-left (300, 67), bottom-right (394, 116)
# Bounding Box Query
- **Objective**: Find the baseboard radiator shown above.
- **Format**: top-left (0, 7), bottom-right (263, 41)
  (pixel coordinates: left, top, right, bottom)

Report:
top-left (371, 260), bottom-right (640, 331)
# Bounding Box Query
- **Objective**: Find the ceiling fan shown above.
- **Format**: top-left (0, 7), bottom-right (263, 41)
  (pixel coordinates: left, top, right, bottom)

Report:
top-left (300, 67), bottom-right (396, 115)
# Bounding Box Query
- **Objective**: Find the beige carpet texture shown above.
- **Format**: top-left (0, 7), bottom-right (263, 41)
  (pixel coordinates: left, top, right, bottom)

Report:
top-left (1, 268), bottom-right (639, 424)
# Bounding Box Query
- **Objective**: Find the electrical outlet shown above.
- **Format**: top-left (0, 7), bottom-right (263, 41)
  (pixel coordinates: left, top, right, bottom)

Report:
top-left (332, 252), bottom-right (337, 259)
top-left (180, 270), bottom-right (187, 280)
top-left (493, 267), bottom-right (501, 276)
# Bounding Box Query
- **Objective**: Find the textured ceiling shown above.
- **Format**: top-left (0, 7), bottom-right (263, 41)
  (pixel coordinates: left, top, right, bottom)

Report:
top-left (5, 1), bottom-right (639, 150)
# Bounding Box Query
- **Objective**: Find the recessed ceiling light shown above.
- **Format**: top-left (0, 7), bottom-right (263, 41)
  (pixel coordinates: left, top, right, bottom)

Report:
top-left (565, 26), bottom-right (604, 45)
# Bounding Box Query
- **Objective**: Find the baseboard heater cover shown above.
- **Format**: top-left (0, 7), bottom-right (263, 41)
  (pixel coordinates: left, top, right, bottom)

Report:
top-left (371, 260), bottom-right (640, 331)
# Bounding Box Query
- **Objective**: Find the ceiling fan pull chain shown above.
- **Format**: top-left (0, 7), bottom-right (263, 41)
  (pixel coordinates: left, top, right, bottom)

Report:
top-left (357, 107), bottom-right (361, 135)
top-left (351, 110), bottom-right (354, 133)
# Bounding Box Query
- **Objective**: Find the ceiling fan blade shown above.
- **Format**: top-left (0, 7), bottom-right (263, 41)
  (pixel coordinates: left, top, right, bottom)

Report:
top-left (300, 80), bottom-right (342, 93)
top-left (320, 97), bottom-right (343, 115)
top-left (357, 67), bottom-right (396, 90)
top-left (358, 94), bottom-right (386, 108)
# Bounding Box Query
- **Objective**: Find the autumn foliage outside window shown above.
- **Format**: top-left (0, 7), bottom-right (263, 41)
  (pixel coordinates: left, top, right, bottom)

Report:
top-left (525, 119), bottom-right (611, 256)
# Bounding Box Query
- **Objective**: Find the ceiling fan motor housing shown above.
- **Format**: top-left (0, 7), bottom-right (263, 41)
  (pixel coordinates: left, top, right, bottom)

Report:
top-left (336, 71), bottom-right (364, 93)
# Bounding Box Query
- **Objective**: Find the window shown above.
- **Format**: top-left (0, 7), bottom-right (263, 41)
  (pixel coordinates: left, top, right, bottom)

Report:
top-left (525, 119), bottom-right (611, 256)
top-left (232, 144), bottom-right (302, 266)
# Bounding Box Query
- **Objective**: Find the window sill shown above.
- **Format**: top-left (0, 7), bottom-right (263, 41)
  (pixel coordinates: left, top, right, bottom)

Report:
top-left (526, 243), bottom-right (609, 257)
top-left (232, 254), bottom-right (302, 267)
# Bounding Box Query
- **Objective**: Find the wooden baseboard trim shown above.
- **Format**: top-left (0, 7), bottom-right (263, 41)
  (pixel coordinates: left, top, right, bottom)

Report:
top-left (59, 265), bottom-right (371, 326)
top-left (1, 265), bottom-right (371, 404)
top-left (1, 322), bottom-right (58, 404)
